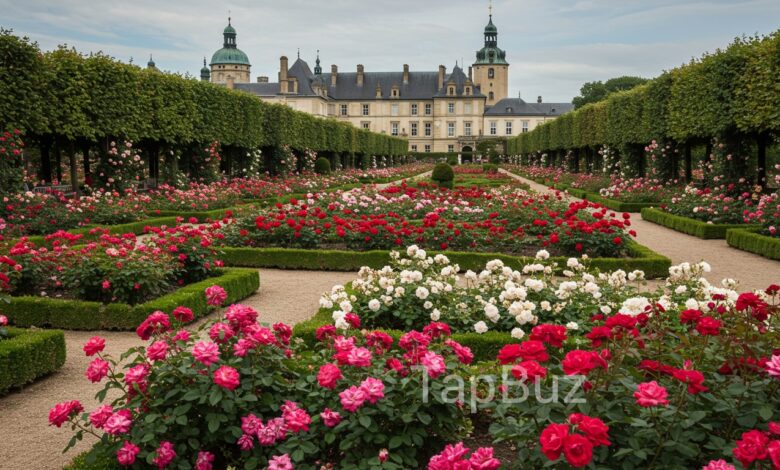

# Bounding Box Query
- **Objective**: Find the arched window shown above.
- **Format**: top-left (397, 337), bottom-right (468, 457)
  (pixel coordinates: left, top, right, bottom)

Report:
top-left (448, 86), bottom-right (454, 95)
top-left (488, 68), bottom-right (495, 79)
top-left (489, 91), bottom-right (494, 100)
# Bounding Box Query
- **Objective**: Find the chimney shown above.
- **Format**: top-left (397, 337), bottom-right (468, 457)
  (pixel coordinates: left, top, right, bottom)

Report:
top-left (468, 66), bottom-right (473, 81)
top-left (357, 64), bottom-right (364, 86)
top-left (279, 56), bottom-right (289, 82)
top-left (403, 64), bottom-right (409, 84)
top-left (438, 65), bottom-right (446, 90)
top-left (537, 95), bottom-right (542, 104)
top-left (331, 65), bottom-right (337, 86)
top-left (258, 76), bottom-right (269, 83)
top-left (226, 75), bottom-right (235, 90)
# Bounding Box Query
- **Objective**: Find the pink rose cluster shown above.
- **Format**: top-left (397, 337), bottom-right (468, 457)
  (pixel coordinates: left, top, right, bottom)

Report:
top-left (427, 442), bottom-right (501, 470)
top-left (237, 401), bottom-right (311, 451)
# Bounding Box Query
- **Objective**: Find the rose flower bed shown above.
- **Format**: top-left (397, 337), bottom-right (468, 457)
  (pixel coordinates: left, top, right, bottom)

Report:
top-left (217, 183), bottom-right (637, 259)
top-left (53, 286), bottom-right (500, 470)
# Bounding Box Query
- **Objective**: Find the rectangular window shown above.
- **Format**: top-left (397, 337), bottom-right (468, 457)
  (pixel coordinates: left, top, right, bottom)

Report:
top-left (391, 122), bottom-right (399, 136)
top-left (447, 102), bottom-right (455, 114)
top-left (362, 104), bottom-right (370, 116)
top-left (522, 120), bottom-right (529, 133)
top-left (490, 121), bottom-right (497, 135)
top-left (464, 102), bottom-right (472, 114)
top-left (411, 122), bottom-right (418, 137)
top-left (425, 103), bottom-right (432, 115)
top-left (447, 122), bottom-right (455, 137)
top-left (506, 121), bottom-right (513, 135)
top-left (361, 121), bottom-right (370, 129)
top-left (464, 121), bottom-right (472, 137)
top-left (411, 144), bottom-right (418, 152)
top-left (391, 104), bottom-right (399, 116)
top-left (447, 144), bottom-right (454, 152)
top-left (411, 104), bottom-right (418, 116)
top-left (424, 122), bottom-right (432, 137)
top-left (340, 104), bottom-right (348, 116)
top-left (424, 144), bottom-right (431, 153)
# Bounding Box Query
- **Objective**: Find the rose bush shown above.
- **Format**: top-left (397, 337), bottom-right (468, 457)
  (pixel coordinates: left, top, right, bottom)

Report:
top-left (51, 286), bottom-right (492, 469)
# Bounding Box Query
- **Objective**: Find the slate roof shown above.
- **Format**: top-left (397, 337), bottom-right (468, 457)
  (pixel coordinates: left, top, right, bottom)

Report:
top-left (433, 65), bottom-right (484, 97)
top-left (234, 82), bottom-right (281, 96)
top-left (484, 98), bottom-right (573, 116)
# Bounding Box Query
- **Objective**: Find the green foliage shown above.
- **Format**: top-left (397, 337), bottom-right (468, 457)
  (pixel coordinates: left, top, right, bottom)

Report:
top-left (314, 157), bottom-right (331, 174)
top-left (0, 327), bottom-right (66, 395)
top-left (431, 162), bottom-right (454, 183)
top-left (726, 227), bottom-right (780, 260)
top-left (4, 268), bottom-right (259, 330)
top-left (641, 208), bottom-right (760, 239)
top-left (572, 75), bottom-right (649, 109)
top-left (565, 187), bottom-right (657, 212)
top-left (735, 31), bottom-right (780, 134)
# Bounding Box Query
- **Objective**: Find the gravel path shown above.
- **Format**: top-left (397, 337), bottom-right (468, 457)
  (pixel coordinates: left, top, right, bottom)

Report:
top-left (0, 268), bottom-right (356, 470)
top-left (500, 169), bottom-right (780, 292)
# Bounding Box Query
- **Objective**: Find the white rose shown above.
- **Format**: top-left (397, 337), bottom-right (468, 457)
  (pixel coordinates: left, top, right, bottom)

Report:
top-left (424, 301), bottom-right (433, 310)
top-left (430, 308), bottom-right (441, 321)
top-left (416, 286), bottom-right (430, 300)
top-left (474, 321), bottom-right (488, 334)
top-left (535, 249), bottom-right (550, 260)
top-left (368, 299), bottom-right (381, 312)
top-left (566, 322), bottom-right (579, 330)
top-left (510, 327), bottom-right (525, 339)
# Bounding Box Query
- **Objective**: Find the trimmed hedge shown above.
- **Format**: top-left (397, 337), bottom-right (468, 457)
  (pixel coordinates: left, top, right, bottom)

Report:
top-left (64, 452), bottom-right (117, 470)
top-left (564, 188), bottom-right (656, 212)
top-left (641, 207), bottom-right (760, 239)
top-left (221, 241), bottom-right (671, 279)
top-left (0, 327), bottom-right (66, 395)
top-left (293, 289), bottom-right (512, 363)
top-left (5, 268), bottom-right (259, 330)
top-left (726, 227), bottom-right (780, 260)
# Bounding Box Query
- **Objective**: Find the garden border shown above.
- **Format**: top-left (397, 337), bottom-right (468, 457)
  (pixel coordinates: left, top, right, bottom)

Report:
top-left (726, 227), bottom-right (780, 260)
top-left (640, 207), bottom-right (760, 239)
top-left (220, 239), bottom-right (671, 279)
top-left (4, 268), bottom-right (260, 330)
top-left (0, 327), bottom-right (66, 395)
top-left (564, 188), bottom-right (657, 212)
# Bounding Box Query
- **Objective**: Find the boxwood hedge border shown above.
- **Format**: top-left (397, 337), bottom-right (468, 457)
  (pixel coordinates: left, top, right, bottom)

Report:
top-left (726, 227), bottom-right (780, 260)
top-left (640, 207), bottom-right (760, 239)
top-left (1, 327), bottom-right (66, 395)
top-left (564, 188), bottom-right (657, 212)
top-left (220, 239), bottom-right (670, 279)
top-left (4, 268), bottom-right (260, 330)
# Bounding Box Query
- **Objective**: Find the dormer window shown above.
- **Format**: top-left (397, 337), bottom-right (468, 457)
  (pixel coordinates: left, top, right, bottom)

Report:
top-left (488, 68), bottom-right (495, 79)
top-left (465, 86), bottom-right (471, 96)
top-left (448, 86), bottom-right (455, 96)
top-left (392, 88), bottom-right (399, 98)
top-left (506, 107), bottom-right (513, 113)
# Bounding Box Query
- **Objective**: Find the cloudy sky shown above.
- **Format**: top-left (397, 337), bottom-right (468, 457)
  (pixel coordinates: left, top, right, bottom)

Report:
top-left (2, 0), bottom-right (779, 102)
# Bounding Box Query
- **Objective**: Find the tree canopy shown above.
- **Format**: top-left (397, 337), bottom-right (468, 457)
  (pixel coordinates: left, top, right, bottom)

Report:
top-left (572, 76), bottom-right (649, 109)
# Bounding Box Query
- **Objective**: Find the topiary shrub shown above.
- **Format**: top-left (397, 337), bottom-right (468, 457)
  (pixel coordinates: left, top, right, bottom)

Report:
top-left (431, 162), bottom-right (454, 188)
top-left (314, 157), bottom-right (331, 174)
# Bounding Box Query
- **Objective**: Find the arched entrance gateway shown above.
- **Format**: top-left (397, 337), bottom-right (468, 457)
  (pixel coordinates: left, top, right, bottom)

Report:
top-left (461, 146), bottom-right (474, 163)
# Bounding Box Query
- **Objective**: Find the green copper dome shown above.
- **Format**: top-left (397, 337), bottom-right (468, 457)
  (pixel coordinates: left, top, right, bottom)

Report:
top-left (484, 16), bottom-right (497, 34)
top-left (210, 18), bottom-right (250, 66)
top-left (474, 14), bottom-right (508, 65)
top-left (210, 48), bottom-right (250, 66)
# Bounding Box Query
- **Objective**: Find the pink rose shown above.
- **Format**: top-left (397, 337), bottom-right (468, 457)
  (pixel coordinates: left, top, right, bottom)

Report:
top-left (346, 347), bottom-right (373, 367)
top-left (116, 441), bottom-right (140, 466)
top-left (48, 400), bottom-right (83, 427)
top-left (317, 363), bottom-right (343, 389)
top-left (379, 448), bottom-right (389, 463)
top-left (101, 280), bottom-right (111, 290)
top-left (702, 460), bottom-right (736, 470)
top-left (339, 385), bottom-right (367, 412)
top-left (469, 447), bottom-right (502, 469)
top-left (152, 441), bottom-right (176, 468)
top-left (195, 451), bottom-right (215, 470)
top-left (213, 365), bottom-right (240, 390)
top-left (268, 454), bottom-right (293, 470)
top-left (83, 336), bottom-right (106, 356)
top-left (146, 340), bottom-right (169, 362)
top-left (192, 341), bottom-right (220, 366)
top-left (420, 351), bottom-right (447, 378)
top-left (208, 322), bottom-right (235, 344)
top-left (85, 357), bottom-right (110, 383)
top-left (205, 285), bottom-right (227, 306)
top-left (320, 408), bottom-right (342, 427)
top-left (104, 410), bottom-right (133, 435)
top-left (0, 314), bottom-right (8, 326)
top-left (172, 306), bottom-right (194, 323)
top-left (124, 364), bottom-right (149, 387)
top-left (282, 402), bottom-right (311, 433)
top-left (633, 381), bottom-right (669, 407)
top-left (89, 404), bottom-right (113, 429)
top-left (359, 377), bottom-right (385, 404)
top-left (766, 354), bottom-right (780, 378)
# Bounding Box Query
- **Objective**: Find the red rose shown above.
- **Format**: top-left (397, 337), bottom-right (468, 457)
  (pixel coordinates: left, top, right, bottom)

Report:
top-left (317, 363), bottom-right (343, 389)
top-left (695, 316), bottom-right (722, 336)
top-left (529, 324), bottom-right (567, 348)
top-left (768, 440), bottom-right (780, 470)
top-left (511, 360), bottom-right (547, 383)
top-left (562, 433), bottom-right (594, 468)
top-left (562, 350), bottom-right (605, 376)
top-left (539, 423), bottom-right (569, 460)
top-left (732, 430), bottom-right (769, 468)
top-left (569, 413), bottom-right (610, 447)
top-left (672, 368), bottom-right (708, 394)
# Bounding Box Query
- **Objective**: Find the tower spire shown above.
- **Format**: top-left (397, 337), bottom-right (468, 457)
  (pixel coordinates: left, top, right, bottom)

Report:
top-left (314, 49), bottom-right (322, 75)
top-left (489, 0), bottom-right (492, 18)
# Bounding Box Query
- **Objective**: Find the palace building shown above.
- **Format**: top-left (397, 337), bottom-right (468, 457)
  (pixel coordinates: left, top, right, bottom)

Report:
top-left (204, 13), bottom-right (573, 153)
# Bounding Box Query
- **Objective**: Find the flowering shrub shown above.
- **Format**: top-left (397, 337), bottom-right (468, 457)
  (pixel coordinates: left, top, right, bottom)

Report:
top-left (745, 191), bottom-right (780, 237)
top-left (661, 183), bottom-right (761, 224)
top-left (189, 141), bottom-right (222, 183)
top-left (93, 141), bottom-right (145, 192)
top-left (599, 176), bottom-right (681, 204)
top-left (0, 129), bottom-right (25, 194)
top-left (275, 145), bottom-right (297, 177)
top-left (219, 182), bottom-right (634, 257)
top-left (320, 245), bottom-right (657, 334)
top-left (488, 282), bottom-right (780, 468)
top-left (6, 226), bottom-right (220, 304)
top-left (51, 287), bottom-right (485, 469)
